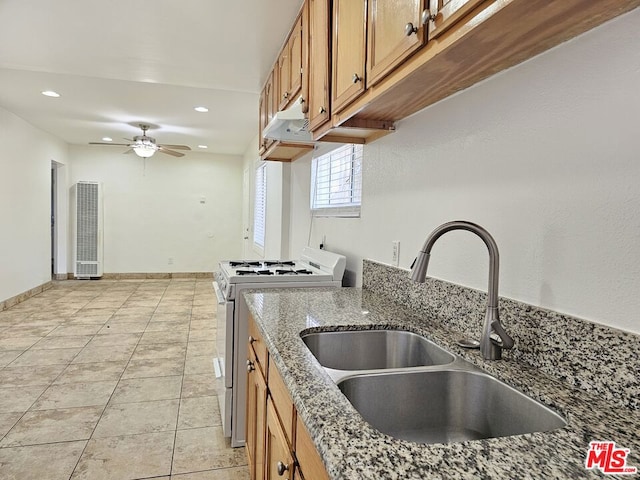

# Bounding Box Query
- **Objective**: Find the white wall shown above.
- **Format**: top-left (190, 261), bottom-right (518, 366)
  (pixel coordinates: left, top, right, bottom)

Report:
top-left (242, 136), bottom-right (291, 260)
top-left (68, 146), bottom-right (243, 273)
top-left (0, 107), bottom-right (69, 300)
top-left (288, 9), bottom-right (640, 334)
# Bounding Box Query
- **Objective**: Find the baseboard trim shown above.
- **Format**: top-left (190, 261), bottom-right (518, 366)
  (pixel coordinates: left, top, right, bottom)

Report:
top-left (0, 281), bottom-right (53, 312)
top-left (79, 272), bottom-right (212, 280)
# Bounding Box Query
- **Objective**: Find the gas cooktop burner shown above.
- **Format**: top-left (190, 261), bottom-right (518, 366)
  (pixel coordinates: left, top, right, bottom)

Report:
top-left (235, 269), bottom-right (255, 276)
top-left (275, 269), bottom-right (313, 275)
top-left (235, 269), bottom-right (274, 276)
top-left (264, 260), bottom-right (296, 267)
top-left (230, 261), bottom-right (261, 267)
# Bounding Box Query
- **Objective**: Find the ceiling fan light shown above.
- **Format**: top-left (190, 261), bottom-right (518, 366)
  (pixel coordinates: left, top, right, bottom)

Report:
top-left (133, 144), bottom-right (156, 158)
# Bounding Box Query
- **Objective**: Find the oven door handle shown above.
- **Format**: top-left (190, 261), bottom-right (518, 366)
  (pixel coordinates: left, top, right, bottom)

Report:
top-left (212, 281), bottom-right (226, 304)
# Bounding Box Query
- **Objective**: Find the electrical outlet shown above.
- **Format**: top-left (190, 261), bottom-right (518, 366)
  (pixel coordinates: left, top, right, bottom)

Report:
top-left (392, 241), bottom-right (400, 266)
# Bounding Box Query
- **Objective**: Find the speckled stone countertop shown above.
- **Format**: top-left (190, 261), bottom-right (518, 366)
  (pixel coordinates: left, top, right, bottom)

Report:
top-left (243, 288), bottom-right (640, 480)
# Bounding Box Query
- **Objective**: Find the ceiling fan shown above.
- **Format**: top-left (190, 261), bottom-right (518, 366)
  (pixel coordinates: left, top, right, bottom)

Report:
top-left (89, 124), bottom-right (191, 158)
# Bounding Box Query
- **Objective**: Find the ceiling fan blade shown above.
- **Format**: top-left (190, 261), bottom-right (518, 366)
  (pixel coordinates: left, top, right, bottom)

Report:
top-left (89, 142), bottom-right (131, 146)
top-left (158, 147), bottom-right (185, 157)
top-left (158, 144), bottom-right (191, 150)
top-left (123, 149), bottom-right (134, 155)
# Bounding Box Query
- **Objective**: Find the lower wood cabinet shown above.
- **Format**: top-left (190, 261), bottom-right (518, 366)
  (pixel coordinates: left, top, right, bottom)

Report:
top-left (246, 347), bottom-right (267, 480)
top-left (246, 314), bottom-right (329, 480)
top-left (265, 399), bottom-right (295, 480)
top-left (295, 416), bottom-right (331, 480)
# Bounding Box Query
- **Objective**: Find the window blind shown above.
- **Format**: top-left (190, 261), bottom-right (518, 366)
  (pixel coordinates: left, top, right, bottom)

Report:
top-left (311, 144), bottom-right (363, 217)
top-left (253, 163), bottom-right (266, 249)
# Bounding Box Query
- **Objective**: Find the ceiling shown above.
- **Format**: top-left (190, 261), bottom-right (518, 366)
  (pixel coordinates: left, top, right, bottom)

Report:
top-left (0, 0), bottom-right (304, 155)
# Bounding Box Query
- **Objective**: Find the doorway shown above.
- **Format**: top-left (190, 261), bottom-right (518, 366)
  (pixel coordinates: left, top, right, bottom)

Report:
top-left (51, 164), bottom-right (56, 276)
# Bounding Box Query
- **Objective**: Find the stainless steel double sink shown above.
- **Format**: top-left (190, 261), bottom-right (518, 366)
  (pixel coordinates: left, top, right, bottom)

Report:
top-left (301, 329), bottom-right (566, 444)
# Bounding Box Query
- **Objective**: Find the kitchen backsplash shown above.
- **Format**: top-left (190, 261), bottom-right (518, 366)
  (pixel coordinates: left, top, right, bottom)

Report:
top-left (362, 259), bottom-right (640, 411)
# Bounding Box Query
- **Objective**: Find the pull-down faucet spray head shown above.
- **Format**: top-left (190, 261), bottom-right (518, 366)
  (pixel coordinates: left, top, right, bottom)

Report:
top-left (410, 251), bottom-right (430, 283)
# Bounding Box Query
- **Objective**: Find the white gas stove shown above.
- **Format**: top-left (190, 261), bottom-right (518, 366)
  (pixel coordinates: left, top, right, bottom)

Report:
top-left (212, 247), bottom-right (346, 447)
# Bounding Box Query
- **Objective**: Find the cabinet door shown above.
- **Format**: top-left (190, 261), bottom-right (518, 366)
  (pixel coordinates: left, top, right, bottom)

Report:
top-left (367, 0), bottom-right (427, 87)
top-left (258, 88), bottom-right (267, 155)
top-left (262, 70), bottom-right (276, 152)
top-left (427, 0), bottom-right (485, 38)
top-left (289, 13), bottom-right (304, 102)
top-left (308, 0), bottom-right (331, 131)
top-left (277, 47), bottom-right (291, 110)
top-left (246, 349), bottom-right (267, 480)
top-left (295, 416), bottom-right (330, 480)
top-left (265, 399), bottom-right (295, 480)
top-left (331, 0), bottom-right (367, 114)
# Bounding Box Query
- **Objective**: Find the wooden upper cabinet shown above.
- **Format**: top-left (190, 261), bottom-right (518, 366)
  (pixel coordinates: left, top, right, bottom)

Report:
top-left (427, 0), bottom-right (485, 38)
top-left (277, 10), bottom-right (306, 111)
top-left (289, 14), bottom-right (304, 102)
top-left (259, 70), bottom-right (276, 154)
top-left (307, 0), bottom-right (331, 131)
top-left (277, 47), bottom-right (291, 110)
top-left (331, 0), bottom-right (367, 114)
top-left (367, 0), bottom-right (427, 87)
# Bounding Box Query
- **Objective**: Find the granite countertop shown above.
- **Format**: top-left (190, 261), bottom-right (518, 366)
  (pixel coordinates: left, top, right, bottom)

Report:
top-left (243, 287), bottom-right (640, 480)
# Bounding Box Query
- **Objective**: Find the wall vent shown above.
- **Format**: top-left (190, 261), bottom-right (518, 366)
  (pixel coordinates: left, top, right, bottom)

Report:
top-left (72, 182), bottom-right (103, 279)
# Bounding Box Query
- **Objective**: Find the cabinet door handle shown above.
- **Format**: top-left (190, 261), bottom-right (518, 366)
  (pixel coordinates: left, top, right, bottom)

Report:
top-left (283, 92), bottom-right (289, 100)
top-left (276, 461), bottom-right (289, 476)
top-left (246, 360), bottom-right (255, 372)
top-left (319, 106), bottom-right (326, 114)
top-left (248, 335), bottom-right (256, 344)
top-left (352, 73), bottom-right (361, 84)
top-left (405, 22), bottom-right (418, 36)
top-left (421, 9), bottom-right (437, 24)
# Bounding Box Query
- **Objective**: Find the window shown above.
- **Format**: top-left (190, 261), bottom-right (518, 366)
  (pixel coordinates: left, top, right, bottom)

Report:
top-left (253, 163), bottom-right (267, 251)
top-left (311, 144), bottom-right (363, 217)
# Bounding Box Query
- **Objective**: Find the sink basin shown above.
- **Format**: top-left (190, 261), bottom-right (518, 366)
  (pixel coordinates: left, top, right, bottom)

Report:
top-left (338, 369), bottom-right (566, 444)
top-left (301, 329), bottom-right (454, 371)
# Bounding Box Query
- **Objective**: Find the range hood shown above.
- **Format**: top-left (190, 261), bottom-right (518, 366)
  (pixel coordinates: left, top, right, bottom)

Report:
top-left (262, 97), bottom-right (313, 143)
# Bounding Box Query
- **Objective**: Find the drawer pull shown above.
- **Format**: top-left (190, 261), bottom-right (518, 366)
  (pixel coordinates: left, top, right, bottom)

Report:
top-left (421, 9), bottom-right (437, 24)
top-left (405, 22), bottom-right (418, 36)
top-left (276, 461), bottom-right (289, 476)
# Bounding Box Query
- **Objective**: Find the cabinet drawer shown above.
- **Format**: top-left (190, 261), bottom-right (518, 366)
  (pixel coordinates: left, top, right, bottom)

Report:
top-left (268, 361), bottom-right (296, 447)
top-left (249, 314), bottom-right (268, 377)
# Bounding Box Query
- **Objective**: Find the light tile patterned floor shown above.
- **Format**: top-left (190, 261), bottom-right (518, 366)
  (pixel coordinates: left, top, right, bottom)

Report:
top-left (0, 279), bottom-right (249, 480)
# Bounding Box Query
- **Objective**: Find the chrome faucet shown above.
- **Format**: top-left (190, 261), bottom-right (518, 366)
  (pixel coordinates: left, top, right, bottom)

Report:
top-left (410, 221), bottom-right (514, 360)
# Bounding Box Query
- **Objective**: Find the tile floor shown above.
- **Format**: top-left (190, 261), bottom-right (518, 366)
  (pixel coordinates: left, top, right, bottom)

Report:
top-left (0, 279), bottom-right (249, 480)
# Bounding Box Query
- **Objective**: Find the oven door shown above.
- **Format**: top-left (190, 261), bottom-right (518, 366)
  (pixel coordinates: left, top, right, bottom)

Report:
top-left (212, 280), bottom-right (233, 437)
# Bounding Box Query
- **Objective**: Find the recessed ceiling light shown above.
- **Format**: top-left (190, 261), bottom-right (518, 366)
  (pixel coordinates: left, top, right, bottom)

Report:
top-left (198, 145), bottom-right (208, 149)
top-left (41, 90), bottom-right (60, 97)
top-left (102, 137), bottom-right (113, 142)
top-left (194, 106), bottom-right (209, 113)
